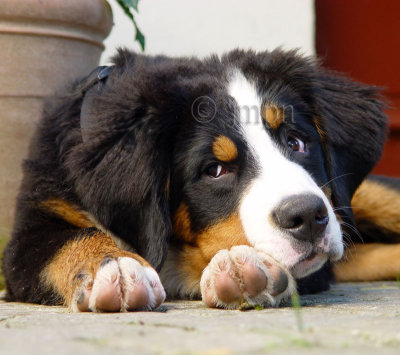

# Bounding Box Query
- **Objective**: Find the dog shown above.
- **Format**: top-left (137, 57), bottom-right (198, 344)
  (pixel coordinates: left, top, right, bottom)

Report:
top-left (2, 48), bottom-right (398, 312)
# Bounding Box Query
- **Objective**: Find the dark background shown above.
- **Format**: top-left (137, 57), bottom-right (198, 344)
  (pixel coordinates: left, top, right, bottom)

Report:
top-left (316, 0), bottom-right (400, 177)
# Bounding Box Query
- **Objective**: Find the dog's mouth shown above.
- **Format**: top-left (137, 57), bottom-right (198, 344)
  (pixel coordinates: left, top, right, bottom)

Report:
top-left (290, 251), bottom-right (328, 279)
top-left (288, 231), bottom-right (344, 279)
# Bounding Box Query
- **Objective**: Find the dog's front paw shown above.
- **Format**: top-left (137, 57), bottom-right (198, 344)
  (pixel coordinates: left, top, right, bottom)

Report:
top-left (71, 257), bottom-right (165, 312)
top-left (200, 245), bottom-right (296, 309)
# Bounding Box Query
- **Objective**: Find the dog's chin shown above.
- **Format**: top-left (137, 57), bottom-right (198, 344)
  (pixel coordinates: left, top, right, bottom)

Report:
top-left (290, 252), bottom-right (328, 279)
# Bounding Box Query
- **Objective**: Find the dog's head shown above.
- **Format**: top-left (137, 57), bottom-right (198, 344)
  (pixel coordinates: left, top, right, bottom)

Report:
top-left (70, 49), bottom-right (387, 282)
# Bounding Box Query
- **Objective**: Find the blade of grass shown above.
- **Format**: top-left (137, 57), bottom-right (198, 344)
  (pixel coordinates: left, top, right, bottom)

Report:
top-left (291, 291), bottom-right (304, 332)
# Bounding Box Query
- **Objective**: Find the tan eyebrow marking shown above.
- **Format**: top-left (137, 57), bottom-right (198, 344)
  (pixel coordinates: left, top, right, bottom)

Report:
top-left (261, 105), bottom-right (284, 130)
top-left (212, 135), bottom-right (238, 162)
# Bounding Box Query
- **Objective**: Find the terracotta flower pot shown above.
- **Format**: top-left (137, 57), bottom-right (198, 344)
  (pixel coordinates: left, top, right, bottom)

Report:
top-left (0, 0), bottom-right (113, 234)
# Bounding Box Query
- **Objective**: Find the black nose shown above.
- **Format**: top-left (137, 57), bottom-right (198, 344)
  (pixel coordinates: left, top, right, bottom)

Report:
top-left (272, 194), bottom-right (329, 242)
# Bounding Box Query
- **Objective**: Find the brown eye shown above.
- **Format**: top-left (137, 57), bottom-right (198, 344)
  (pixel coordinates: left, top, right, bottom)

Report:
top-left (205, 164), bottom-right (229, 178)
top-left (287, 134), bottom-right (306, 153)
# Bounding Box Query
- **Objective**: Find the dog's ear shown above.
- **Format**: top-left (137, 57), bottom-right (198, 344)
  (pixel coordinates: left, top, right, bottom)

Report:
top-left (312, 69), bottom-right (388, 224)
top-left (66, 54), bottom-right (178, 271)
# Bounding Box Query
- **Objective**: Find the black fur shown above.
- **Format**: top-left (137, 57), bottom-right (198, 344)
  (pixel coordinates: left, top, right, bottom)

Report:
top-left (2, 49), bottom-right (388, 303)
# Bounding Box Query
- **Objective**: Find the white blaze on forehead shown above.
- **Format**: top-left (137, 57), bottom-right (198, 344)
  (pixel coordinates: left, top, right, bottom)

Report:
top-left (227, 71), bottom-right (343, 272)
top-left (228, 71), bottom-right (323, 201)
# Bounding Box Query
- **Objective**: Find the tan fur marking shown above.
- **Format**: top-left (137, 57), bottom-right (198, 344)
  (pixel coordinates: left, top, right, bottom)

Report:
top-left (41, 232), bottom-right (148, 306)
top-left (334, 243), bottom-right (400, 281)
top-left (322, 186), bottom-right (343, 223)
top-left (261, 105), bottom-right (284, 130)
top-left (352, 180), bottom-right (400, 235)
top-left (212, 136), bottom-right (238, 162)
top-left (322, 186), bottom-right (332, 204)
top-left (173, 203), bottom-right (194, 243)
top-left (313, 116), bottom-right (327, 139)
top-left (177, 213), bottom-right (250, 287)
top-left (40, 198), bottom-right (94, 229)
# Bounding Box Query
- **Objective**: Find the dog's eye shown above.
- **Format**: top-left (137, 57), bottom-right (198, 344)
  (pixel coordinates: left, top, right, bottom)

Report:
top-left (205, 164), bottom-right (229, 178)
top-left (287, 134), bottom-right (306, 153)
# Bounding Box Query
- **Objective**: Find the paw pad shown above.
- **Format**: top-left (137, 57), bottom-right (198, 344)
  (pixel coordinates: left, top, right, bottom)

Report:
top-left (200, 245), bottom-right (295, 309)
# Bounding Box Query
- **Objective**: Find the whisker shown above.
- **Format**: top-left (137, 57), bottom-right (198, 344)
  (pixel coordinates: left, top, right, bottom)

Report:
top-left (340, 221), bottom-right (359, 233)
top-left (341, 232), bottom-right (355, 249)
top-left (340, 221), bottom-right (364, 243)
top-left (333, 206), bottom-right (353, 212)
top-left (339, 231), bottom-right (361, 261)
top-left (320, 173), bottom-right (354, 190)
top-left (349, 205), bottom-right (383, 212)
top-left (332, 205), bottom-right (366, 243)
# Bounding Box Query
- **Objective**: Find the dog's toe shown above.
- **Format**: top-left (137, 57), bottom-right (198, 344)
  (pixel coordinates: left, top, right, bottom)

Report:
top-left (214, 270), bottom-right (242, 304)
top-left (119, 257), bottom-right (165, 311)
top-left (241, 262), bottom-right (267, 297)
top-left (265, 262), bottom-right (289, 296)
top-left (89, 259), bottom-right (122, 312)
top-left (73, 277), bottom-right (93, 312)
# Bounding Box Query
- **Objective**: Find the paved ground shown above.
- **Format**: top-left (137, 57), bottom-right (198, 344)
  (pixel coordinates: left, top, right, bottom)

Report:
top-left (0, 282), bottom-right (399, 355)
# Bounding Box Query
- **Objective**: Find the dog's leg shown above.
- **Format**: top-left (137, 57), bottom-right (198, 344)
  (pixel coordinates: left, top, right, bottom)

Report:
top-left (336, 176), bottom-right (400, 281)
top-left (40, 230), bottom-right (165, 312)
top-left (334, 243), bottom-right (400, 281)
top-left (2, 197), bottom-right (165, 312)
top-left (351, 176), bottom-right (400, 243)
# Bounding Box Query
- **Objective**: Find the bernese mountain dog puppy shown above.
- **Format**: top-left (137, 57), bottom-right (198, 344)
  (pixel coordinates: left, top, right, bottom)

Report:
top-left (2, 49), bottom-right (398, 312)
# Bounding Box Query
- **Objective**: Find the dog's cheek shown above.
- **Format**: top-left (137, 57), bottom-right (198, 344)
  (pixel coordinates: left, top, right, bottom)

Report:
top-left (168, 207), bottom-right (250, 294)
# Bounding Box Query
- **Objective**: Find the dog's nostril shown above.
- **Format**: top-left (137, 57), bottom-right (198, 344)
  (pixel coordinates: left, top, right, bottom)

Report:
top-left (291, 216), bottom-right (304, 229)
top-left (315, 206), bottom-right (329, 222)
top-left (315, 213), bottom-right (329, 225)
top-left (272, 194), bottom-right (329, 242)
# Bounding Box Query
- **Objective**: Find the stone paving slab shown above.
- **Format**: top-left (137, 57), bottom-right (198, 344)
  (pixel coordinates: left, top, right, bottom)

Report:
top-left (0, 282), bottom-right (399, 354)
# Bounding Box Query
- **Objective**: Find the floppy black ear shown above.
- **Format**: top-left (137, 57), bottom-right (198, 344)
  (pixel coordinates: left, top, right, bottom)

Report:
top-left (65, 55), bottom-right (177, 271)
top-left (313, 69), bottom-right (388, 224)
